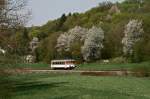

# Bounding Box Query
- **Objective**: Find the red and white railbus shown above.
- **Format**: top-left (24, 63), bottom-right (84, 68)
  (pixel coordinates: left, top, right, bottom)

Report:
top-left (51, 59), bottom-right (76, 69)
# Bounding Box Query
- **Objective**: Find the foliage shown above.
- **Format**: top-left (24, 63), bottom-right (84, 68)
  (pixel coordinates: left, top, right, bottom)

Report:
top-left (110, 57), bottom-right (127, 64)
top-left (1, 0), bottom-right (150, 63)
top-left (29, 37), bottom-right (39, 53)
top-left (122, 19), bottom-right (144, 57)
top-left (133, 38), bottom-right (150, 62)
top-left (33, 0), bottom-right (150, 63)
top-left (29, 29), bottom-right (41, 38)
top-left (0, 54), bottom-right (23, 65)
top-left (132, 66), bottom-right (150, 77)
top-left (5, 28), bottom-right (30, 56)
top-left (35, 32), bottom-right (60, 63)
top-left (56, 26), bottom-right (105, 62)
top-left (56, 26), bottom-right (88, 51)
top-left (56, 26), bottom-right (88, 59)
top-left (98, 1), bottom-right (113, 12)
top-left (0, 0), bottom-right (30, 31)
top-left (109, 5), bottom-right (121, 14)
top-left (56, 32), bottom-right (70, 52)
top-left (82, 26), bottom-right (104, 62)
top-left (0, 0), bottom-right (30, 65)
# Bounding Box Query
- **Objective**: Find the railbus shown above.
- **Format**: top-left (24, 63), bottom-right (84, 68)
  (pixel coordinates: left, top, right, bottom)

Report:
top-left (51, 59), bottom-right (76, 69)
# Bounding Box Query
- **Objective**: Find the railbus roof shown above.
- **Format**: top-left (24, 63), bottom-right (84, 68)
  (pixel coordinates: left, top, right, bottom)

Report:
top-left (51, 59), bottom-right (75, 62)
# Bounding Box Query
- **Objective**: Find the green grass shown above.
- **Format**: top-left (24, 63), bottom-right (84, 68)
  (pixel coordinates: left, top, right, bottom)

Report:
top-left (1, 73), bottom-right (150, 99)
top-left (15, 63), bottom-right (49, 69)
top-left (0, 63), bottom-right (49, 70)
top-left (1, 61), bottom-right (150, 71)
top-left (77, 62), bottom-right (150, 71)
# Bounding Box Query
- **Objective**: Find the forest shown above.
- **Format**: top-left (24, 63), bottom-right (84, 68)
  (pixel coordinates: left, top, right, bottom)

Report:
top-left (0, 0), bottom-right (150, 64)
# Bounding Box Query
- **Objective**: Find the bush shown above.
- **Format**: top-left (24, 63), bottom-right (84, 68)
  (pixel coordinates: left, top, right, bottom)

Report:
top-left (110, 57), bottom-right (127, 64)
top-left (132, 39), bottom-right (150, 63)
top-left (132, 67), bottom-right (150, 77)
top-left (0, 54), bottom-right (23, 66)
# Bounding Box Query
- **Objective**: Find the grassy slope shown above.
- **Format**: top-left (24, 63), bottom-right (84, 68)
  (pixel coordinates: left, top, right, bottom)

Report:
top-left (1, 73), bottom-right (149, 99)
top-left (0, 63), bottom-right (49, 70)
top-left (2, 61), bottom-right (149, 71)
top-left (15, 63), bottom-right (49, 69)
top-left (77, 62), bottom-right (150, 71)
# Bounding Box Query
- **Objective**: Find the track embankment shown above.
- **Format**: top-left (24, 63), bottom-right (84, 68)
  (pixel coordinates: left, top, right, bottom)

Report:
top-left (26, 69), bottom-right (133, 76)
top-left (3, 69), bottom-right (149, 77)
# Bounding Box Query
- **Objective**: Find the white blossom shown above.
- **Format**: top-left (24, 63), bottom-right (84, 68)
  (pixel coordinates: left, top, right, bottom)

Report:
top-left (56, 26), bottom-right (105, 61)
top-left (29, 37), bottom-right (39, 53)
top-left (25, 55), bottom-right (35, 63)
top-left (122, 19), bottom-right (144, 56)
top-left (68, 26), bottom-right (88, 43)
top-left (56, 26), bottom-right (88, 52)
top-left (82, 26), bottom-right (104, 61)
top-left (0, 47), bottom-right (6, 54)
top-left (55, 32), bottom-right (70, 52)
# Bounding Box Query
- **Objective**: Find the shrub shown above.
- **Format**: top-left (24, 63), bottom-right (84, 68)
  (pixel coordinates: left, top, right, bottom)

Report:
top-left (132, 67), bottom-right (150, 77)
top-left (110, 57), bottom-right (127, 64)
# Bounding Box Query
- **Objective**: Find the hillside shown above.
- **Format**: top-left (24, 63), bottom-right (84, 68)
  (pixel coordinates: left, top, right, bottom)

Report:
top-left (1, 0), bottom-right (150, 63)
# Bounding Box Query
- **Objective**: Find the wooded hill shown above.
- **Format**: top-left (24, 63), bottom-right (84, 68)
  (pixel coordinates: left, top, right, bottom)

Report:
top-left (3, 0), bottom-right (150, 63)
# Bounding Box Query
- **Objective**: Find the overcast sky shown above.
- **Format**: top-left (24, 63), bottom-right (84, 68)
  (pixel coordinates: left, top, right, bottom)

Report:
top-left (27, 0), bottom-right (124, 26)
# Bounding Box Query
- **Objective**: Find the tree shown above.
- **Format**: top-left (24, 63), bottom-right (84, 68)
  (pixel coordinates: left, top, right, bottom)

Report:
top-left (67, 26), bottom-right (88, 60)
top-left (29, 29), bottom-right (41, 39)
top-left (57, 13), bottom-right (67, 31)
top-left (0, 0), bottom-right (30, 64)
top-left (16, 28), bottom-right (29, 55)
top-left (0, 0), bottom-right (30, 31)
top-left (109, 5), bottom-right (120, 14)
top-left (4, 27), bottom-right (30, 56)
top-left (56, 26), bottom-right (105, 61)
top-left (56, 26), bottom-right (88, 53)
top-left (59, 14), bottom-right (67, 25)
top-left (0, 0), bottom-right (30, 50)
top-left (122, 19), bottom-right (144, 58)
top-left (82, 26), bottom-right (104, 62)
top-left (124, 0), bottom-right (143, 4)
top-left (55, 32), bottom-right (69, 52)
top-left (29, 37), bottom-right (39, 53)
top-left (35, 32), bottom-right (60, 62)
top-left (98, 1), bottom-right (113, 12)
top-left (67, 26), bottom-right (88, 44)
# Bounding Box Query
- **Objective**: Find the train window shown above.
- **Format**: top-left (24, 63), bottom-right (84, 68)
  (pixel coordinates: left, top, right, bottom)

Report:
top-left (52, 61), bottom-right (65, 65)
top-left (51, 60), bottom-right (75, 65)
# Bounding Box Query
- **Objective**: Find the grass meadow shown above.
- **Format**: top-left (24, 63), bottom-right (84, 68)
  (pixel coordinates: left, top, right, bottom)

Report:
top-left (0, 62), bottom-right (150, 99)
top-left (77, 62), bottom-right (150, 71)
top-left (4, 61), bottom-right (150, 71)
top-left (0, 73), bottom-right (150, 99)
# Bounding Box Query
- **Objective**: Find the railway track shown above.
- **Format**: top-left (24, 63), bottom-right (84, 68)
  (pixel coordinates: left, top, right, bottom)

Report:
top-left (28, 69), bottom-right (133, 76)
top-left (28, 69), bottom-right (128, 73)
top-left (4, 69), bottom-right (148, 76)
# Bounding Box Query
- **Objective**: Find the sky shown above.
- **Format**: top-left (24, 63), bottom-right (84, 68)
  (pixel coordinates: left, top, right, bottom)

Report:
top-left (27, 0), bottom-right (124, 26)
